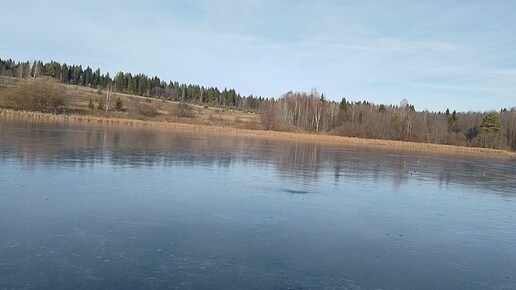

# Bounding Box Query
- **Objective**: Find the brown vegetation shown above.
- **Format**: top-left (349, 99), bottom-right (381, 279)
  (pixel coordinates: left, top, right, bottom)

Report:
top-left (0, 76), bottom-right (259, 129)
top-left (1, 76), bottom-right (515, 154)
top-left (1, 108), bottom-right (514, 158)
top-left (260, 91), bottom-right (516, 151)
top-left (0, 77), bottom-right (66, 113)
top-left (1, 58), bottom-right (514, 152)
top-left (175, 102), bottom-right (194, 118)
top-left (136, 102), bottom-right (158, 117)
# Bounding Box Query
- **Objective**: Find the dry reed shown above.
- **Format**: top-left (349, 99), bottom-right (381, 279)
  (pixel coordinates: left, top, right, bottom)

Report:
top-left (1, 108), bottom-right (514, 157)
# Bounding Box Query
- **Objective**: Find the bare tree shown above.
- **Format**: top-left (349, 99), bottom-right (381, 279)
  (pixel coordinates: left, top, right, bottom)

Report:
top-left (31, 61), bottom-right (44, 78)
top-left (104, 82), bottom-right (114, 111)
top-left (260, 100), bottom-right (276, 130)
top-left (312, 92), bottom-right (325, 133)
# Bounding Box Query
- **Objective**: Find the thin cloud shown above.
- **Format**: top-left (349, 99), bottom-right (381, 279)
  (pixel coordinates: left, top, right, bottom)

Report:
top-left (1, 0), bottom-right (515, 111)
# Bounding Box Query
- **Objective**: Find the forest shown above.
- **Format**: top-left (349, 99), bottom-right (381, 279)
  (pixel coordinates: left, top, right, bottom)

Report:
top-left (0, 59), bottom-right (263, 111)
top-left (1, 58), bottom-right (515, 150)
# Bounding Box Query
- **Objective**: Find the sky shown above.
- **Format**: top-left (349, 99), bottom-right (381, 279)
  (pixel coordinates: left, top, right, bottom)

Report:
top-left (1, 0), bottom-right (515, 112)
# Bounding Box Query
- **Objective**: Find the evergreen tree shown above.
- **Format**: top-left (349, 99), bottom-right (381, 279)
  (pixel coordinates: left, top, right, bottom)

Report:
top-left (44, 61), bottom-right (61, 79)
top-left (137, 75), bottom-right (148, 96)
top-left (127, 73), bottom-right (136, 94)
top-left (84, 67), bottom-right (93, 87)
top-left (114, 72), bottom-right (126, 92)
top-left (61, 64), bottom-right (69, 83)
top-left (102, 72), bottom-right (110, 88)
top-left (379, 104), bottom-right (387, 113)
top-left (479, 112), bottom-right (502, 148)
top-left (71, 65), bottom-right (83, 85)
top-left (115, 98), bottom-right (123, 111)
top-left (92, 68), bottom-right (101, 88)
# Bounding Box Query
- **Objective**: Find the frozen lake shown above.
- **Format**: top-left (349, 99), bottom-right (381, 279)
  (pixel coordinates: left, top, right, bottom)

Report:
top-left (1, 119), bottom-right (515, 289)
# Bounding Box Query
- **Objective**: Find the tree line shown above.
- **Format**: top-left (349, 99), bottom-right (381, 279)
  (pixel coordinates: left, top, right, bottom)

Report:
top-left (260, 90), bottom-right (516, 150)
top-left (1, 57), bottom-right (515, 150)
top-left (0, 58), bottom-right (264, 111)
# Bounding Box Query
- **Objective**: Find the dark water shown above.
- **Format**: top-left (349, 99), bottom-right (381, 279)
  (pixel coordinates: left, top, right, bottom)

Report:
top-left (0, 119), bottom-right (515, 290)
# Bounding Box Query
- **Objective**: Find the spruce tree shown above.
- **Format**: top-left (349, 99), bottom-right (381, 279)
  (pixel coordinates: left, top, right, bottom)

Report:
top-left (479, 112), bottom-right (502, 148)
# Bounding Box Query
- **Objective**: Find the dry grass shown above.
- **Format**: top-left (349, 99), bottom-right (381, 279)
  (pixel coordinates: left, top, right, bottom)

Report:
top-left (2, 76), bottom-right (515, 157)
top-left (1, 108), bottom-right (515, 158)
top-left (0, 76), bottom-right (260, 129)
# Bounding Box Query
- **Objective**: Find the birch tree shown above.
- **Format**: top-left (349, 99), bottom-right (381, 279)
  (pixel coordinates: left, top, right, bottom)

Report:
top-left (105, 82), bottom-right (114, 111)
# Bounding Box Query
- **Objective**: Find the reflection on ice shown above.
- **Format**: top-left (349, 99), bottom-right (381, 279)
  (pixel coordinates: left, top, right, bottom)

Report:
top-left (0, 118), bottom-right (515, 289)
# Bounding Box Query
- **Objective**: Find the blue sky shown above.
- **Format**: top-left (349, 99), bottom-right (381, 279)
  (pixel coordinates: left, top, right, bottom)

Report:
top-left (1, 0), bottom-right (515, 112)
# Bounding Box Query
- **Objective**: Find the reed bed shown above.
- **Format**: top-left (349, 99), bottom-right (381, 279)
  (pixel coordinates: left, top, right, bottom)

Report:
top-left (1, 108), bottom-right (514, 157)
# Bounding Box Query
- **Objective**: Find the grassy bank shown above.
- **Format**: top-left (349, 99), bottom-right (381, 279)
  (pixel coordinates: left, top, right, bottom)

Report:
top-left (1, 76), bottom-right (514, 157)
top-left (0, 76), bottom-right (261, 129)
top-left (2, 108), bottom-right (515, 158)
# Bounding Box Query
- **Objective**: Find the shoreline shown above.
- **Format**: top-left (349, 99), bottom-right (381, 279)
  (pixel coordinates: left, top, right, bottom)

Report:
top-left (1, 108), bottom-right (515, 158)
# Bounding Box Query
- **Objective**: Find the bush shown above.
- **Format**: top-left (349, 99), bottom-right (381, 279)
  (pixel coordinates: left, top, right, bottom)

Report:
top-left (88, 98), bottom-right (94, 109)
top-left (0, 79), bottom-right (7, 89)
top-left (137, 102), bottom-right (158, 117)
top-left (176, 102), bottom-right (194, 118)
top-left (96, 99), bottom-right (103, 110)
top-left (3, 77), bottom-right (66, 113)
top-left (259, 101), bottom-right (276, 130)
top-left (115, 98), bottom-right (123, 111)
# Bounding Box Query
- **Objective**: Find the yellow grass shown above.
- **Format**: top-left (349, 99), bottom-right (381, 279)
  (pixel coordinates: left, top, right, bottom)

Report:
top-left (1, 108), bottom-right (515, 158)
top-left (0, 76), bottom-right (260, 129)
top-left (1, 76), bottom-right (514, 157)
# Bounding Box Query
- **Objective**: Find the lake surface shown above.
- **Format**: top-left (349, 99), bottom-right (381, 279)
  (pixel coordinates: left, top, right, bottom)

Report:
top-left (1, 119), bottom-right (515, 290)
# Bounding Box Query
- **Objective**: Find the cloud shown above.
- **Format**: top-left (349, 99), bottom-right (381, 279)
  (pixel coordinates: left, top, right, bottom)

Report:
top-left (1, 0), bottom-right (515, 112)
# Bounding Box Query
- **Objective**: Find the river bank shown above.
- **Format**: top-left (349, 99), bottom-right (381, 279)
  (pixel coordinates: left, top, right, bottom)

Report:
top-left (1, 108), bottom-right (514, 158)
